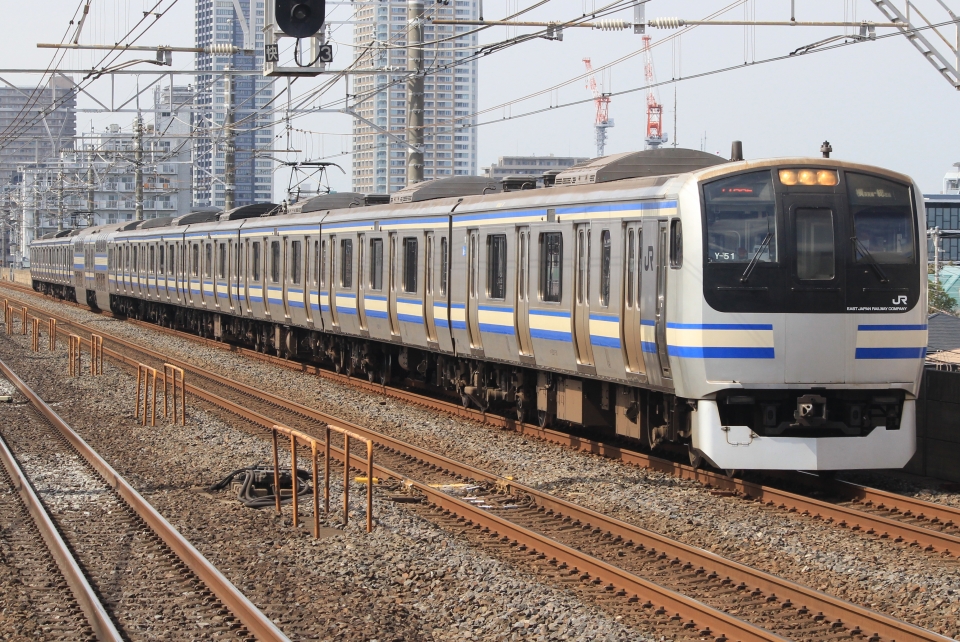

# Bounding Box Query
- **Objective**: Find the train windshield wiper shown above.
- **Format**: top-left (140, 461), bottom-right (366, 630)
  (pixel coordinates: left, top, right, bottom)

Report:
top-left (740, 233), bottom-right (772, 283)
top-left (852, 236), bottom-right (890, 283)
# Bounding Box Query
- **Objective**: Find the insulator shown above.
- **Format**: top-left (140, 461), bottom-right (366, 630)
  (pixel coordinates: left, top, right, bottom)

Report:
top-left (592, 19), bottom-right (631, 31)
top-left (649, 17), bottom-right (685, 29)
top-left (205, 44), bottom-right (238, 54)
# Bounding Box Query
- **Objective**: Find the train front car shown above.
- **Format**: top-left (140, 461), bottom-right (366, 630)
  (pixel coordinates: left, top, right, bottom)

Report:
top-left (675, 159), bottom-right (925, 471)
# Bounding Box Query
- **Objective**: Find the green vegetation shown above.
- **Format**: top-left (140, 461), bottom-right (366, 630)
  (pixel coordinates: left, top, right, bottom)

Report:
top-left (929, 278), bottom-right (958, 313)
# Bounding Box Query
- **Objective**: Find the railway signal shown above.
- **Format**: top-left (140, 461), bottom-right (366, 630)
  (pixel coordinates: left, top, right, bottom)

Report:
top-left (275, 0), bottom-right (326, 38)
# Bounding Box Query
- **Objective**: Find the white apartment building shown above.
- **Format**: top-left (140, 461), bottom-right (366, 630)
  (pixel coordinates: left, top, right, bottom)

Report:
top-left (352, 0), bottom-right (480, 193)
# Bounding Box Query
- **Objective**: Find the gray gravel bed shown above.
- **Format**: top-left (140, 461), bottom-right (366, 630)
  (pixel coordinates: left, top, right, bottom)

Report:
top-left (5, 285), bottom-right (960, 638)
top-left (0, 320), bottom-right (655, 641)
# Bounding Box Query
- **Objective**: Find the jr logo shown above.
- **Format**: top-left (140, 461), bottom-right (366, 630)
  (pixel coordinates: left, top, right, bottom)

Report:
top-left (892, 295), bottom-right (907, 305)
top-left (644, 246), bottom-right (654, 271)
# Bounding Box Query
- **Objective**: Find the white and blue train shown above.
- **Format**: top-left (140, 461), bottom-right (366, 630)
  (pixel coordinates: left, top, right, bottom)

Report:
top-left (29, 148), bottom-right (927, 471)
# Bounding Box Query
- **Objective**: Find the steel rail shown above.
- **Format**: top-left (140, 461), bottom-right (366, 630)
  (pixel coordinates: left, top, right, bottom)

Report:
top-left (0, 357), bottom-right (291, 642)
top-left (0, 433), bottom-right (122, 642)
top-left (15, 302), bottom-right (949, 642)
top-left (6, 287), bottom-right (960, 552)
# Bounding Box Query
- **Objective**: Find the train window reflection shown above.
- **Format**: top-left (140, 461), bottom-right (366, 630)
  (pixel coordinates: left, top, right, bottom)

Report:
top-left (796, 209), bottom-right (835, 280)
top-left (539, 232), bottom-right (562, 303)
top-left (704, 171), bottom-right (777, 263)
top-left (847, 173), bottom-right (915, 264)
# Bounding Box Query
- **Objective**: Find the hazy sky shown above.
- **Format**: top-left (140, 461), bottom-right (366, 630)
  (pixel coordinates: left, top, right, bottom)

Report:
top-left (3, 0), bottom-right (959, 198)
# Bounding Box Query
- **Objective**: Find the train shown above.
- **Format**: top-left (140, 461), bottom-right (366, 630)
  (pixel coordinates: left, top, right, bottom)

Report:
top-left (28, 147), bottom-right (927, 471)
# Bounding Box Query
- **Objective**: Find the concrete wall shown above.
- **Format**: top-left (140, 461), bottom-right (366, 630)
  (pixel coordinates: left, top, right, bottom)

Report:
top-left (0, 269), bottom-right (32, 286)
top-left (907, 368), bottom-right (960, 482)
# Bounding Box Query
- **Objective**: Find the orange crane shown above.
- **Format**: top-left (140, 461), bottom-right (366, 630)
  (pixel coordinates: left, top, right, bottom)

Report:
top-left (642, 35), bottom-right (668, 149)
top-left (583, 58), bottom-right (614, 157)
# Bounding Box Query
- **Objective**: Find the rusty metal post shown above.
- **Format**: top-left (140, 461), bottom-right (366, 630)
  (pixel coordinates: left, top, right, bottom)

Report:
top-left (68, 335), bottom-right (82, 377)
top-left (135, 365), bottom-right (142, 418)
top-left (19, 307), bottom-right (26, 335)
top-left (48, 319), bottom-right (56, 350)
top-left (89, 335), bottom-right (103, 375)
top-left (30, 318), bottom-right (39, 352)
top-left (162, 364), bottom-right (185, 425)
top-left (290, 433), bottom-right (299, 528)
top-left (149, 369), bottom-right (157, 426)
top-left (5, 304), bottom-right (11, 335)
top-left (312, 440), bottom-right (320, 538)
top-left (366, 439), bottom-right (374, 533)
top-left (343, 434), bottom-right (350, 526)
top-left (324, 426), bottom-right (330, 514)
top-left (271, 427), bottom-right (281, 515)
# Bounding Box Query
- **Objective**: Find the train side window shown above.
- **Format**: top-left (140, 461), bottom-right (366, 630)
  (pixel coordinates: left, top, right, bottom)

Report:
top-left (600, 230), bottom-right (611, 307)
top-left (150, 246), bottom-right (155, 272)
top-left (402, 237), bottom-right (417, 293)
top-left (539, 232), bottom-right (562, 303)
top-left (340, 239), bottom-right (353, 288)
top-left (133, 246), bottom-right (139, 272)
top-left (313, 240), bottom-right (319, 285)
top-left (626, 230), bottom-right (636, 307)
top-left (204, 244), bottom-right (213, 278)
top-left (670, 219), bottom-right (683, 268)
top-left (486, 234), bottom-right (507, 300)
top-left (218, 244), bottom-right (227, 279)
top-left (369, 238), bottom-right (383, 290)
top-left (270, 240), bottom-right (280, 283)
top-left (319, 240), bottom-right (326, 287)
top-left (291, 240), bottom-right (302, 284)
top-left (440, 236), bottom-right (448, 296)
top-left (158, 245), bottom-right (165, 274)
top-left (169, 245), bottom-right (175, 274)
top-left (426, 236), bottom-right (433, 295)
top-left (192, 244), bottom-right (199, 276)
top-left (251, 242), bottom-right (261, 282)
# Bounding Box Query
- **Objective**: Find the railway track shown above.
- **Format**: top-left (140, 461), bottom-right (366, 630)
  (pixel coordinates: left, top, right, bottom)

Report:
top-left (6, 282), bottom-right (960, 559)
top-left (1, 289), bottom-right (952, 641)
top-left (0, 355), bottom-right (289, 642)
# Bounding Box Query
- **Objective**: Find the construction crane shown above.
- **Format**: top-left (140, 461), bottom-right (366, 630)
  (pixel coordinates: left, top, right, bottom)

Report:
top-left (642, 35), bottom-right (668, 149)
top-left (583, 58), bottom-right (614, 157)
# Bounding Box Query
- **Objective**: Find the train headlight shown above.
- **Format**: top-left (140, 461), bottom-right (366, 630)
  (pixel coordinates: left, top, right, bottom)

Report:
top-left (779, 170), bottom-right (798, 185)
top-left (798, 169), bottom-right (818, 185)
top-left (817, 170), bottom-right (839, 186)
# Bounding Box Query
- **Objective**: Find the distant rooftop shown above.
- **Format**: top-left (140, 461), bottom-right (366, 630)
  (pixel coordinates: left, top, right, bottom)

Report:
top-left (928, 311), bottom-right (960, 352)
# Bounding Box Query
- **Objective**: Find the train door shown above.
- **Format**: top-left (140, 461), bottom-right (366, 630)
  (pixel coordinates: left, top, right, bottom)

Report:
top-left (640, 219), bottom-right (671, 385)
top-left (515, 227), bottom-right (534, 358)
top-left (357, 233), bottom-right (368, 332)
top-left (466, 228), bottom-right (483, 351)
top-left (621, 222), bottom-right (645, 375)
top-left (573, 223), bottom-right (595, 367)
top-left (387, 232), bottom-right (399, 336)
top-left (424, 232), bottom-right (437, 344)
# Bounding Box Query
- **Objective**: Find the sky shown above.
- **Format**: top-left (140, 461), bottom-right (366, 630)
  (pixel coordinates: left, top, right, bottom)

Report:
top-left (3, 0), bottom-right (959, 199)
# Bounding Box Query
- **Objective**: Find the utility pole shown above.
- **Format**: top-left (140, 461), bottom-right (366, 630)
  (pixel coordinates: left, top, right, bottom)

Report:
top-left (86, 142), bottom-right (95, 227)
top-left (406, 0), bottom-right (424, 186)
top-left (134, 114), bottom-right (144, 220)
top-left (57, 156), bottom-right (64, 232)
top-left (224, 73), bottom-right (236, 210)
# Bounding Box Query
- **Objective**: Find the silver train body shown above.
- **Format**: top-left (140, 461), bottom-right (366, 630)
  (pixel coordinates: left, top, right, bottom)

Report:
top-left (29, 150), bottom-right (927, 471)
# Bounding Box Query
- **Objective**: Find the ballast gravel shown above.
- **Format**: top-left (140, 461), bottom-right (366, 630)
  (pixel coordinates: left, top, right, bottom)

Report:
top-left (0, 312), bottom-right (654, 640)
top-left (4, 284), bottom-right (960, 638)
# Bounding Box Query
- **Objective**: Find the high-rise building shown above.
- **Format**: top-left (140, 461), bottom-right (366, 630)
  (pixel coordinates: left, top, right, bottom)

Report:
top-left (352, 0), bottom-right (479, 194)
top-left (194, 0), bottom-right (273, 207)
top-left (482, 155), bottom-right (589, 181)
top-left (0, 76), bottom-right (76, 187)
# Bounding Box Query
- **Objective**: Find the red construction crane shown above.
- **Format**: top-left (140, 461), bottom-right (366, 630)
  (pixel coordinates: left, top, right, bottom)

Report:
top-left (583, 58), bottom-right (614, 157)
top-left (641, 35), bottom-right (668, 149)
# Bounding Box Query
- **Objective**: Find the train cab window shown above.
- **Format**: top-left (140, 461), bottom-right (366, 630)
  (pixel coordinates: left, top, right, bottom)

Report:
top-left (290, 240), bottom-right (302, 284)
top-left (340, 239), bottom-right (353, 288)
top-left (486, 234), bottom-right (507, 300)
top-left (251, 242), bottom-right (261, 281)
top-left (270, 240), bottom-right (280, 283)
top-left (192, 244), bottom-right (199, 276)
top-left (369, 238), bottom-right (383, 290)
top-left (704, 171), bottom-right (777, 264)
top-left (402, 237), bottom-right (417, 293)
top-left (440, 236), bottom-right (448, 296)
top-left (670, 219), bottom-right (683, 268)
top-left (847, 173), bottom-right (915, 264)
top-left (539, 232), bottom-right (562, 303)
top-left (600, 230), bottom-right (611, 307)
top-left (796, 209), bottom-right (836, 280)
